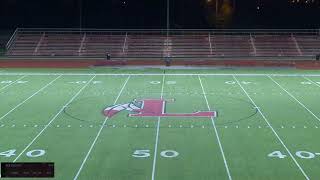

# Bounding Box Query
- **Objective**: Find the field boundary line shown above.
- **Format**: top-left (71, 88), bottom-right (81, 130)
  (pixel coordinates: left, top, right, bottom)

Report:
top-left (151, 74), bottom-right (165, 180)
top-left (13, 75), bottom-right (96, 162)
top-left (0, 75), bottom-right (27, 92)
top-left (233, 75), bottom-right (309, 180)
top-left (73, 76), bottom-right (131, 180)
top-left (268, 76), bottom-right (320, 123)
top-left (1, 73), bottom-right (320, 77)
top-left (198, 75), bottom-right (232, 180)
top-left (0, 75), bottom-right (62, 122)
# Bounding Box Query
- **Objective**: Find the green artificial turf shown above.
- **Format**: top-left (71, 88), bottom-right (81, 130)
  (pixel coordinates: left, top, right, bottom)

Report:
top-left (0, 68), bottom-right (320, 179)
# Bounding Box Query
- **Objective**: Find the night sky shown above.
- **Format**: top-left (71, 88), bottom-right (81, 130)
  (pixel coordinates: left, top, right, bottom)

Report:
top-left (0, 0), bottom-right (319, 29)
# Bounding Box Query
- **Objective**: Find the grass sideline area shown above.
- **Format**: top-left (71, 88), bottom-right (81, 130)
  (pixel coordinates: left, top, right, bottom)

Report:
top-left (0, 68), bottom-right (320, 179)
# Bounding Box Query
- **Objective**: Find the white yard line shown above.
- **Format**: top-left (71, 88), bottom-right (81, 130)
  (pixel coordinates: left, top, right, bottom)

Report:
top-left (73, 76), bottom-right (130, 180)
top-left (232, 75), bottom-right (309, 180)
top-left (268, 76), bottom-right (320, 123)
top-left (0, 75), bottom-right (62, 122)
top-left (198, 75), bottom-right (232, 180)
top-left (0, 75), bottom-right (27, 92)
top-left (1, 73), bottom-right (320, 77)
top-left (13, 75), bottom-right (96, 162)
top-left (151, 74), bottom-right (165, 180)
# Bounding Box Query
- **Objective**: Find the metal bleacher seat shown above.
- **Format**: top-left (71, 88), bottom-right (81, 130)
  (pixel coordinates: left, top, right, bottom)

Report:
top-left (5, 28), bottom-right (320, 59)
top-left (126, 34), bottom-right (166, 58)
top-left (210, 35), bottom-right (252, 57)
top-left (37, 34), bottom-right (82, 56)
top-left (253, 35), bottom-right (300, 57)
top-left (170, 34), bottom-right (210, 58)
top-left (295, 35), bottom-right (320, 56)
top-left (81, 34), bottom-right (125, 57)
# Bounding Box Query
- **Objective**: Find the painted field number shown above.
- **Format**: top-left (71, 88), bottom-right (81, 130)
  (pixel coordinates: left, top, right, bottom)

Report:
top-left (225, 81), bottom-right (253, 85)
top-left (0, 81), bottom-right (28, 84)
top-left (150, 81), bottom-right (177, 85)
top-left (133, 149), bottom-right (179, 158)
top-left (0, 149), bottom-right (46, 158)
top-left (295, 151), bottom-right (315, 159)
top-left (268, 150), bottom-right (320, 159)
top-left (69, 81), bottom-right (102, 84)
top-left (268, 151), bottom-right (287, 159)
top-left (160, 150), bottom-right (179, 158)
top-left (301, 81), bottom-right (320, 85)
top-left (132, 150), bottom-right (150, 158)
top-left (26, 149), bottom-right (46, 157)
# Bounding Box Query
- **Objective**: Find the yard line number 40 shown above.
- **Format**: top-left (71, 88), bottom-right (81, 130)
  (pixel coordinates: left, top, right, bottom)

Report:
top-left (0, 149), bottom-right (45, 158)
top-left (268, 150), bottom-right (320, 159)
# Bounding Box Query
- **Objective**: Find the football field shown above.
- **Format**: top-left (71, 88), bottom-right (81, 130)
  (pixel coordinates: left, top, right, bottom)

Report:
top-left (0, 68), bottom-right (320, 180)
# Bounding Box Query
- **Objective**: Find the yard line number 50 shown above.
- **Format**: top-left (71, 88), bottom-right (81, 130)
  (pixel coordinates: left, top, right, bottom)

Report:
top-left (132, 149), bottom-right (179, 158)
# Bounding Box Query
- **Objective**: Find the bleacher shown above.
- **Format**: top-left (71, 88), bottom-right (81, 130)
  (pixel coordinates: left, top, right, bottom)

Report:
top-left (5, 28), bottom-right (320, 59)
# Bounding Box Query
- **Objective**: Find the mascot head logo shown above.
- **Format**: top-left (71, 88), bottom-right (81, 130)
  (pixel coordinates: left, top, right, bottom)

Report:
top-left (103, 99), bottom-right (217, 118)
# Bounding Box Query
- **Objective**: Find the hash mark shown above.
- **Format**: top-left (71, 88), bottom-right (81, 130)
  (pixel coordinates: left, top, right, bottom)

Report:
top-left (68, 125), bottom-right (71, 128)
top-left (12, 124), bottom-right (15, 127)
top-left (56, 125), bottom-right (60, 128)
top-left (293, 126), bottom-right (296, 128)
top-left (90, 125), bottom-right (93, 128)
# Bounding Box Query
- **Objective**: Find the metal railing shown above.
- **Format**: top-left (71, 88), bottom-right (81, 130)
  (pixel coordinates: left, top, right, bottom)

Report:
top-left (5, 28), bottom-right (19, 51)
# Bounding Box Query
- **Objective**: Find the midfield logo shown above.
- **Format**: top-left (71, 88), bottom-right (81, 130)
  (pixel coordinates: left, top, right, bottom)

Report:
top-left (103, 99), bottom-right (217, 118)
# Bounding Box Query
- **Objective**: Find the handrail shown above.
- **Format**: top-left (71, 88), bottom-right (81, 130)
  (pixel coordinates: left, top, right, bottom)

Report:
top-left (15, 28), bottom-right (320, 35)
top-left (5, 28), bottom-right (19, 50)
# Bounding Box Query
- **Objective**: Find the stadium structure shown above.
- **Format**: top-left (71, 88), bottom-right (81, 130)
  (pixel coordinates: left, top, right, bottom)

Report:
top-left (1, 28), bottom-right (320, 68)
top-left (0, 27), bottom-right (320, 180)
